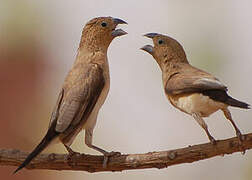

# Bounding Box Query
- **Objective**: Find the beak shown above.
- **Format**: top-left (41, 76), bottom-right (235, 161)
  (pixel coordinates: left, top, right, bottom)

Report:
top-left (143, 33), bottom-right (159, 39)
top-left (140, 45), bottom-right (154, 54)
top-left (111, 29), bottom-right (127, 37)
top-left (112, 18), bottom-right (128, 25)
top-left (111, 18), bottom-right (128, 37)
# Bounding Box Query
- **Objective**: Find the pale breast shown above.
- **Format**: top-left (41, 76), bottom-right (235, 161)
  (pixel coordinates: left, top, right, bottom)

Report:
top-left (168, 93), bottom-right (227, 117)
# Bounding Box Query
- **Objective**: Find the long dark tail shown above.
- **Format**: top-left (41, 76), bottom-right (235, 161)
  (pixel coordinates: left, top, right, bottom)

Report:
top-left (202, 90), bottom-right (250, 109)
top-left (13, 123), bottom-right (59, 174)
top-left (226, 96), bottom-right (250, 109)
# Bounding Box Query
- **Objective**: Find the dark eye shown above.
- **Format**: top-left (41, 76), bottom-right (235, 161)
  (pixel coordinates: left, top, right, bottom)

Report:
top-left (101, 22), bottom-right (107, 27)
top-left (158, 39), bottom-right (163, 45)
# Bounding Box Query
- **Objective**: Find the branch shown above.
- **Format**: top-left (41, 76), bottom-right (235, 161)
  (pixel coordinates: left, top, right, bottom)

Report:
top-left (1, 133), bottom-right (252, 173)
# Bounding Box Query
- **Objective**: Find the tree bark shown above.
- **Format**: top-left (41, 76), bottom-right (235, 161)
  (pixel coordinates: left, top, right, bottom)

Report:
top-left (1, 133), bottom-right (252, 173)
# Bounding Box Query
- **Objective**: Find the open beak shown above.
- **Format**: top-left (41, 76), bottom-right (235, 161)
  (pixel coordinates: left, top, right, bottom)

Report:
top-left (111, 18), bottom-right (128, 37)
top-left (141, 33), bottom-right (159, 54)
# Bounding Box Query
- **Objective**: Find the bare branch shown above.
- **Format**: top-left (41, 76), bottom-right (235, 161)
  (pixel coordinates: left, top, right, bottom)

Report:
top-left (1, 133), bottom-right (252, 173)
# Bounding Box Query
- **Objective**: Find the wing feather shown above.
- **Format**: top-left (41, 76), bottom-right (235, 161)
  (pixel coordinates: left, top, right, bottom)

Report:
top-left (49, 63), bottom-right (105, 133)
top-left (165, 65), bottom-right (227, 95)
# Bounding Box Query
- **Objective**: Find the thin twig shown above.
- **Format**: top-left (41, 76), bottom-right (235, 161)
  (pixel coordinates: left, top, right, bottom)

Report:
top-left (1, 133), bottom-right (252, 173)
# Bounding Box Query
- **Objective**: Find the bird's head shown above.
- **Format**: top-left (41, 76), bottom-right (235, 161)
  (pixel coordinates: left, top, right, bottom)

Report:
top-left (80, 16), bottom-right (127, 51)
top-left (141, 33), bottom-right (188, 69)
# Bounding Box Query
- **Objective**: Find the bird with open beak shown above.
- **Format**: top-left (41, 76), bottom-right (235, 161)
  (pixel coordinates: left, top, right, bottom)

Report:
top-left (14, 16), bottom-right (127, 173)
top-left (141, 33), bottom-right (250, 145)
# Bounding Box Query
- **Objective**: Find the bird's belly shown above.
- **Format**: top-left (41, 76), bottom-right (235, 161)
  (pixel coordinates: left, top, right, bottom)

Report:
top-left (169, 93), bottom-right (226, 117)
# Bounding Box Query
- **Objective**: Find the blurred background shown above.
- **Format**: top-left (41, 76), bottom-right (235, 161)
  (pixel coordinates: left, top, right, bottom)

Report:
top-left (1, 0), bottom-right (252, 179)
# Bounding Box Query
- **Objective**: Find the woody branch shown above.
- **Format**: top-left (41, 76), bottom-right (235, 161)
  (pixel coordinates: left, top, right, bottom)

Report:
top-left (1, 133), bottom-right (252, 173)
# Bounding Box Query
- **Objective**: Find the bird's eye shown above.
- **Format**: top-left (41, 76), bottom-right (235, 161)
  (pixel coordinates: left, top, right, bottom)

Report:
top-left (158, 39), bottom-right (164, 45)
top-left (101, 22), bottom-right (107, 27)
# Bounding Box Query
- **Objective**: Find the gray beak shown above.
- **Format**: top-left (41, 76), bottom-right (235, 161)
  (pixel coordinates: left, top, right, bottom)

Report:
top-left (111, 18), bottom-right (127, 37)
top-left (140, 45), bottom-right (154, 54)
top-left (141, 33), bottom-right (158, 54)
top-left (112, 18), bottom-right (128, 25)
top-left (111, 29), bottom-right (127, 37)
top-left (144, 33), bottom-right (159, 39)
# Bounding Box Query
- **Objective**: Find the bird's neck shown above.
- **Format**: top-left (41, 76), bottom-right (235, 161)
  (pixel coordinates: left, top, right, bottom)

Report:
top-left (158, 52), bottom-right (188, 71)
top-left (79, 33), bottom-right (111, 53)
top-left (75, 47), bottom-right (108, 65)
top-left (71, 47), bottom-right (110, 80)
top-left (79, 42), bottom-right (109, 53)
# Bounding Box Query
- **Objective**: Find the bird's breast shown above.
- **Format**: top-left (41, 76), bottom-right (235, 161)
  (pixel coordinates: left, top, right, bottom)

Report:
top-left (168, 93), bottom-right (226, 117)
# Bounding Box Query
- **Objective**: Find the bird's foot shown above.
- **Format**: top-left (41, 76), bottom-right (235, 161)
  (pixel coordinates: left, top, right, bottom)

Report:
top-left (67, 150), bottom-right (81, 159)
top-left (103, 151), bottom-right (121, 168)
top-left (64, 145), bottom-right (81, 165)
top-left (66, 151), bottom-right (81, 167)
top-left (236, 130), bottom-right (244, 144)
top-left (236, 131), bottom-right (246, 154)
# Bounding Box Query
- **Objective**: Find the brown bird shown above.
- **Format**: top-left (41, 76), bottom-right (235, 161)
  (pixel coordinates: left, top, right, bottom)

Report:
top-left (14, 16), bottom-right (127, 173)
top-left (141, 33), bottom-right (250, 144)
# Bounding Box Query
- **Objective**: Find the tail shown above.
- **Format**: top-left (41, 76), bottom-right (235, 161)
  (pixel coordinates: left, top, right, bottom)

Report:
top-left (226, 96), bottom-right (250, 109)
top-left (202, 90), bottom-right (250, 109)
top-left (13, 123), bottom-right (59, 174)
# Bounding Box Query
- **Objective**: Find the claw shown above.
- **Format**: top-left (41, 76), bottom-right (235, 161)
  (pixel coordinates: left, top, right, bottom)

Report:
top-left (236, 131), bottom-right (246, 154)
top-left (64, 145), bottom-right (81, 166)
top-left (67, 150), bottom-right (81, 159)
top-left (236, 130), bottom-right (244, 143)
top-left (66, 151), bottom-right (81, 167)
top-left (103, 151), bottom-right (121, 168)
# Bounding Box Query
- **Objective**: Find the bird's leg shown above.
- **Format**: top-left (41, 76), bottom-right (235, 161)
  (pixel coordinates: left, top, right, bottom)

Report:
top-left (85, 129), bottom-right (121, 168)
top-left (222, 108), bottom-right (244, 144)
top-left (192, 113), bottom-right (216, 144)
top-left (64, 144), bottom-right (79, 156)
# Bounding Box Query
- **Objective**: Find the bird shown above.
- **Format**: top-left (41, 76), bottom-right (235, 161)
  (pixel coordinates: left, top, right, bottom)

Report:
top-left (141, 33), bottom-right (250, 145)
top-left (14, 16), bottom-right (127, 173)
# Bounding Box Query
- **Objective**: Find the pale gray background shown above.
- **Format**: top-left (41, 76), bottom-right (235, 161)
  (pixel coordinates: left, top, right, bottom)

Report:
top-left (1, 0), bottom-right (252, 180)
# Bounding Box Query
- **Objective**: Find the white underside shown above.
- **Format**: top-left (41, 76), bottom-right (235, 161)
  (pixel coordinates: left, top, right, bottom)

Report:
top-left (169, 93), bottom-right (227, 117)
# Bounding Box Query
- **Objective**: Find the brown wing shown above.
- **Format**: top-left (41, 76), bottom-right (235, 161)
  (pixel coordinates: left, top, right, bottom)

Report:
top-left (48, 89), bottom-right (64, 128)
top-left (51, 63), bottom-right (105, 133)
top-left (165, 65), bottom-right (227, 95)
